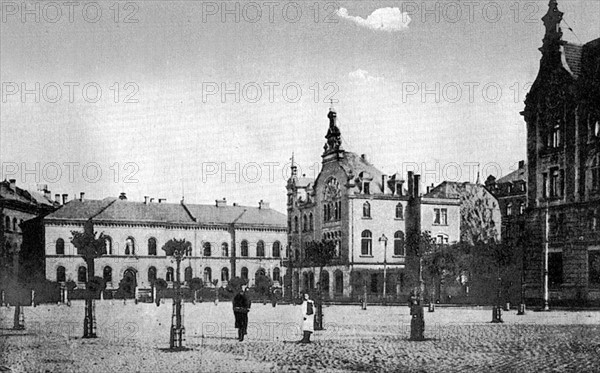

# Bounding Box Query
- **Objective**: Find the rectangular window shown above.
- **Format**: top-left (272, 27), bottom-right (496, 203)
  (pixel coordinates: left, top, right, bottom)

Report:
top-left (550, 168), bottom-right (561, 198)
top-left (542, 173), bottom-right (548, 198)
top-left (363, 182), bottom-right (370, 195)
top-left (433, 208), bottom-right (447, 225)
top-left (548, 252), bottom-right (563, 288)
top-left (589, 250), bottom-right (600, 287)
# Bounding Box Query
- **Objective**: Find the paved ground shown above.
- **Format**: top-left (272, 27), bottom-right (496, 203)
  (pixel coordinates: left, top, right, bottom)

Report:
top-left (1, 300), bottom-right (599, 372)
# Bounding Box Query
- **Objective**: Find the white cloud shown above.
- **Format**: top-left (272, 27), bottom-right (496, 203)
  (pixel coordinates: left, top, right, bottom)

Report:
top-left (337, 7), bottom-right (411, 32)
top-left (348, 69), bottom-right (383, 84)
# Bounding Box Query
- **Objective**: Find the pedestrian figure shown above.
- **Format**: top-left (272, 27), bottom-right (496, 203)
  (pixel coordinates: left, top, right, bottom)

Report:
top-left (298, 292), bottom-right (315, 343)
top-left (233, 285), bottom-right (251, 341)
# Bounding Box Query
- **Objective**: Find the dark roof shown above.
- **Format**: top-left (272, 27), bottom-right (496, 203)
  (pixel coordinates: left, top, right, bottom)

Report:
top-left (337, 151), bottom-right (394, 194)
top-left (563, 42), bottom-right (583, 78)
top-left (45, 198), bottom-right (286, 228)
top-left (424, 181), bottom-right (494, 200)
top-left (0, 180), bottom-right (57, 208)
top-left (496, 165), bottom-right (527, 184)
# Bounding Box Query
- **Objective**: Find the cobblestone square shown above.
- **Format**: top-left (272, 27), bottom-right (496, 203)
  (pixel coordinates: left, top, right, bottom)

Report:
top-left (1, 302), bottom-right (599, 372)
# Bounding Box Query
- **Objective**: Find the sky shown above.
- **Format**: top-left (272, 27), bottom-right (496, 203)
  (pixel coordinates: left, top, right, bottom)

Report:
top-left (1, 0), bottom-right (600, 213)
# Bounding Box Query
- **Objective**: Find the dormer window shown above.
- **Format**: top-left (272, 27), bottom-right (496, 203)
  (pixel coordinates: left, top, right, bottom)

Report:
top-left (363, 181), bottom-right (370, 194)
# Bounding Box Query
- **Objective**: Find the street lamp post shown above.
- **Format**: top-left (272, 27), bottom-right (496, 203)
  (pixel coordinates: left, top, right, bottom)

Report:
top-left (379, 234), bottom-right (388, 305)
top-left (543, 203), bottom-right (550, 311)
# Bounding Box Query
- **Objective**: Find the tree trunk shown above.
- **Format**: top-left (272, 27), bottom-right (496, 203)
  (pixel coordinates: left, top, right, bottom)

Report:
top-left (83, 258), bottom-right (97, 338)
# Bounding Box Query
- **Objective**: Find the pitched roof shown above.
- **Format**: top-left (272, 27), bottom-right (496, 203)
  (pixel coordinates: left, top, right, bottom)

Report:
top-left (562, 42), bottom-right (583, 78)
top-left (336, 151), bottom-right (394, 194)
top-left (424, 181), bottom-right (494, 200)
top-left (45, 198), bottom-right (286, 228)
top-left (0, 180), bottom-right (57, 208)
top-left (496, 164), bottom-right (527, 184)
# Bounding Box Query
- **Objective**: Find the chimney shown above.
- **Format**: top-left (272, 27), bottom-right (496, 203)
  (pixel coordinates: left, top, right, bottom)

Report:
top-left (361, 154), bottom-right (368, 163)
top-left (381, 175), bottom-right (387, 193)
top-left (150, 198), bottom-right (155, 203)
top-left (518, 160), bottom-right (525, 169)
top-left (55, 194), bottom-right (61, 205)
top-left (9, 179), bottom-right (16, 190)
top-left (37, 184), bottom-right (47, 192)
top-left (216, 198), bottom-right (227, 207)
top-left (80, 192), bottom-right (85, 201)
top-left (427, 183), bottom-right (434, 194)
top-left (414, 174), bottom-right (421, 197)
top-left (62, 194), bottom-right (68, 205)
top-left (407, 171), bottom-right (414, 197)
top-left (144, 196), bottom-right (149, 204)
top-left (259, 200), bottom-right (270, 209)
top-left (233, 202), bottom-right (238, 207)
top-left (158, 198), bottom-right (166, 203)
top-left (119, 192), bottom-right (127, 200)
top-left (44, 189), bottom-right (51, 200)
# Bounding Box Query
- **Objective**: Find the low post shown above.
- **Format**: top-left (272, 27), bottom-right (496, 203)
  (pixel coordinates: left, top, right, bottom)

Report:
top-left (31, 289), bottom-right (36, 307)
top-left (1, 290), bottom-right (5, 306)
top-left (491, 277), bottom-right (504, 323)
top-left (13, 305), bottom-right (25, 330)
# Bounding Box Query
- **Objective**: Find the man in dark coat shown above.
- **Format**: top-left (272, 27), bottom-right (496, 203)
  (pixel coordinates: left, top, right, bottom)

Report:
top-left (233, 286), bottom-right (251, 341)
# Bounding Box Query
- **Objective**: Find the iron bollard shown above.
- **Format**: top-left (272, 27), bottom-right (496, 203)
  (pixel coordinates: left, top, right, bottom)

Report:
top-left (491, 306), bottom-right (504, 323)
top-left (517, 303), bottom-right (526, 315)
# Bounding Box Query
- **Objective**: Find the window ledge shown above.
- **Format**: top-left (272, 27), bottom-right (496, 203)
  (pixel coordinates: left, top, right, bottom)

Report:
top-left (362, 217), bottom-right (372, 220)
top-left (394, 218), bottom-right (404, 221)
top-left (432, 223), bottom-right (448, 226)
top-left (359, 255), bottom-right (373, 258)
top-left (392, 255), bottom-right (405, 258)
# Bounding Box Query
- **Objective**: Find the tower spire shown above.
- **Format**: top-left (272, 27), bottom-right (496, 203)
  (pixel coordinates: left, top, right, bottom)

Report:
top-left (540, 0), bottom-right (564, 55)
top-left (290, 152), bottom-right (297, 178)
top-left (323, 106), bottom-right (342, 156)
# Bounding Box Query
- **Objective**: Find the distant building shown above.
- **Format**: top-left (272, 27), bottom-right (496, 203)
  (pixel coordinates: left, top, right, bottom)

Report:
top-left (42, 194), bottom-right (287, 294)
top-left (521, 1), bottom-right (600, 303)
top-left (425, 180), bottom-right (501, 245)
top-left (486, 161), bottom-right (527, 244)
top-left (0, 179), bottom-right (58, 285)
top-left (286, 107), bottom-right (460, 300)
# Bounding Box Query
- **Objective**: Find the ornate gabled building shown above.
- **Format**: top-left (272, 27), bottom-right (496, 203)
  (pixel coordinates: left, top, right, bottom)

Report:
top-left (286, 107), bottom-right (460, 301)
top-left (0, 179), bottom-right (58, 286)
top-left (521, 1), bottom-right (600, 303)
top-left (42, 194), bottom-right (287, 295)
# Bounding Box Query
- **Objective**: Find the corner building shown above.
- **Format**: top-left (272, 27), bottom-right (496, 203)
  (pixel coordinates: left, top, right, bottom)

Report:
top-left (286, 108), bottom-right (460, 301)
top-left (521, 1), bottom-right (600, 303)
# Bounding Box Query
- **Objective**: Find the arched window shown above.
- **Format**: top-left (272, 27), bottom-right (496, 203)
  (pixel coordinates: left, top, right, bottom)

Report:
top-left (125, 237), bottom-right (135, 255)
top-left (394, 231), bottom-right (405, 256)
top-left (321, 271), bottom-right (330, 294)
top-left (148, 267), bottom-right (157, 283)
top-left (257, 240), bottom-right (265, 257)
top-left (203, 267), bottom-right (212, 283)
top-left (4, 216), bottom-right (10, 231)
top-left (78, 266), bottom-right (87, 283)
top-left (273, 267), bottom-right (281, 282)
top-left (303, 214), bottom-right (308, 232)
top-left (308, 272), bottom-right (315, 289)
top-left (272, 241), bottom-right (281, 258)
top-left (241, 240), bottom-right (248, 257)
top-left (241, 267), bottom-right (248, 281)
top-left (221, 242), bottom-right (229, 257)
top-left (56, 238), bottom-right (65, 255)
top-left (185, 267), bottom-right (193, 283)
top-left (221, 267), bottom-right (229, 282)
top-left (335, 271), bottom-right (343, 294)
top-left (294, 216), bottom-right (299, 233)
top-left (166, 267), bottom-right (174, 282)
top-left (103, 266), bottom-right (112, 283)
top-left (396, 203), bottom-right (404, 219)
top-left (519, 202), bottom-right (525, 215)
top-left (203, 242), bottom-right (212, 257)
top-left (363, 202), bottom-right (371, 218)
top-left (56, 266), bottom-right (66, 282)
top-left (148, 237), bottom-right (157, 256)
top-left (104, 236), bottom-right (112, 255)
top-left (361, 230), bottom-right (372, 256)
top-left (309, 213), bottom-right (314, 230)
top-left (12, 218), bottom-right (18, 231)
top-left (507, 203), bottom-right (513, 216)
